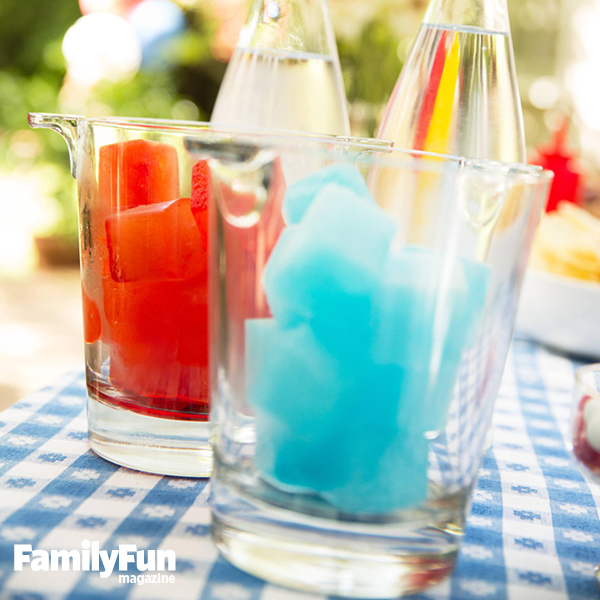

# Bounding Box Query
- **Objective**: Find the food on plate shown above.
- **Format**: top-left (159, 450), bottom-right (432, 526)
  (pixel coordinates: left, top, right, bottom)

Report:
top-left (530, 201), bottom-right (600, 282)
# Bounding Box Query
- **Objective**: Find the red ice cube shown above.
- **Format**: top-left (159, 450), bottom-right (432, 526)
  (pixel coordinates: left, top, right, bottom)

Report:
top-left (106, 197), bottom-right (206, 283)
top-left (191, 159), bottom-right (210, 250)
top-left (81, 286), bottom-right (101, 344)
top-left (103, 274), bottom-right (209, 404)
top-left (99, 139), bottom-right (180, 211)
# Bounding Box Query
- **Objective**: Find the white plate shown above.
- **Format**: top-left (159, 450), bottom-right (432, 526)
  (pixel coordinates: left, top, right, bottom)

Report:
top-left (516, 269), bottom-right (600, 359)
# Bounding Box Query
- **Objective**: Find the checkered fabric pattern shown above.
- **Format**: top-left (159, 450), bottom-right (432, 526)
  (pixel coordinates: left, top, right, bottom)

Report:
top-left (0, 339), bottom-right (599, 600)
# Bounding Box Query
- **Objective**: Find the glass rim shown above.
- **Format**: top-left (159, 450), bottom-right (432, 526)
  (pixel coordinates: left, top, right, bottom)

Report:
top-left (576, 364), bottom-right (600, 400)
top-left (28, 112), bottom-right (553, 181)
top-left (29, 111), bottom-right (389, 148)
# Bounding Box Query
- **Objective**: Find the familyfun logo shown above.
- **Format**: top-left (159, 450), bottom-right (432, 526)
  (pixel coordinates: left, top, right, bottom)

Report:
top-left (14, 541), bottom-right (176, 584)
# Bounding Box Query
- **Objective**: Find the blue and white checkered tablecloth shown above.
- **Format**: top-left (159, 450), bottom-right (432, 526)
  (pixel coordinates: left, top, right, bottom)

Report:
top-left (0, 339), bottom-right (598, 600)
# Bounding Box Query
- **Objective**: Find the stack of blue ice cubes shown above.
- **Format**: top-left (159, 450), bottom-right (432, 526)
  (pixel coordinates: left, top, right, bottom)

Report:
top-left (245, 165), bottom-right (490, 515)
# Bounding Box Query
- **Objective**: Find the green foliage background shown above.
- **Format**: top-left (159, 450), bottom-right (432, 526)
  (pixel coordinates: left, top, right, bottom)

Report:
top-left (0, 0), bottom-right (560, 242)
top-left (0, 0), bottom-right (406, 241)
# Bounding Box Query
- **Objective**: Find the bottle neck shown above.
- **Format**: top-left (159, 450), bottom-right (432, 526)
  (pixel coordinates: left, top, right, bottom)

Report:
top-left (239, 0), bottom-right (337, 56)
top-left (424, 0), bottom-right (511, 33)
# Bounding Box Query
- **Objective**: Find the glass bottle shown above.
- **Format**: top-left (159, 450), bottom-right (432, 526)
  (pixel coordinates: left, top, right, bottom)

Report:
top-left (377, 0), bottom-right (526, 162)
top-left (211, 0), bottom-right (350, 136)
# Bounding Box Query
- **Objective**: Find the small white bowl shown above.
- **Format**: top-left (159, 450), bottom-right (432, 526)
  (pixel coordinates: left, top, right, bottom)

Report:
top-left (516, 269), bottom-right (600, 359)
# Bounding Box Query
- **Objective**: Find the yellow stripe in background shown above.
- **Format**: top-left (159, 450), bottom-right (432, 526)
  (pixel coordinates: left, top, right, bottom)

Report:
top-left (410, 33), bottom-right (461, 243)
top-left (424, 33), bottom-right (461, 155)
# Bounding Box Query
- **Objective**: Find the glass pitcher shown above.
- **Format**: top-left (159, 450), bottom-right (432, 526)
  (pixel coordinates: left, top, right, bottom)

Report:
top-left (27, 112), bottom-right (384, 477)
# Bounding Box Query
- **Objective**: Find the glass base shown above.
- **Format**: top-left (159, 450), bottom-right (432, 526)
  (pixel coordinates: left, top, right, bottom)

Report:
top-left (87, 396), bottom-right (212, 477)
top-left (209, 473), bottom-right (460, 598)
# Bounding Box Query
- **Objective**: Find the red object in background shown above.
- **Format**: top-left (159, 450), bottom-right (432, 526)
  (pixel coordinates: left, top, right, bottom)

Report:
top-left (573, 395), bottom-right (600, 474)
top-left (106, 197), bottom-right (206, 283)
top-left (79, 0), bottom-right (143, 16)
top-left (190, 157), bottom-right (286, 393)
top-left (531, 119), bottom-right (583, 213)
top-left (99, 139), bottom-right (180, 211)
top-left (210, 157), bottom-right (287, 318)
top-left (190, 156), bottom-right (287, 263)
top-left (210, 157), bottom-right (287, 375)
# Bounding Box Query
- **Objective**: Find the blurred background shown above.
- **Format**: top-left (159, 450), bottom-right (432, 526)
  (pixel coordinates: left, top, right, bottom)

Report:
top-left (0, 0), bottom-right (592, 408)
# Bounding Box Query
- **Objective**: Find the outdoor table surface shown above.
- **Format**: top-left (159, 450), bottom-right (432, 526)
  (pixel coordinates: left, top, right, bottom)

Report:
top-left (0, 338), bottom-right (598, 600)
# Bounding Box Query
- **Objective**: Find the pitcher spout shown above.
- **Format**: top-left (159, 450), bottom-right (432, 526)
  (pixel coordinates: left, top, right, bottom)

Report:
top-left (28, 113), bottom-right (79, 178)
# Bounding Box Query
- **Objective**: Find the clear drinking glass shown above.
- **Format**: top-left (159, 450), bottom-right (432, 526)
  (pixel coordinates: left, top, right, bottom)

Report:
top-left (27, 113), bottom-right (386, 478)
top-left (205, 137), bottom-right (552, 597)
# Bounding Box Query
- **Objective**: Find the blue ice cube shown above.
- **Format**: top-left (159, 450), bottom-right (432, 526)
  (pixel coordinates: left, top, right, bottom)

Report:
top-left (253, 412), bottom-right (350, 493)
top-left (263, 184), bottom-right (396, 341)
top-left (246, 318), bottom-right (354, 491)
top-left (254, 393), bottom-right (429, 513)
top-left (371, 245), bottom-right (491, 431)
top-left (316, 361), bottom-right (429, 515)
top-left (283, 164), bottom-right (372, 225)
top-left (245, 319), bottom-right (349, 425)
top-left (321, 432), bottom-right (430, 514)
top-left (245, 318), bottom-right (429, 510)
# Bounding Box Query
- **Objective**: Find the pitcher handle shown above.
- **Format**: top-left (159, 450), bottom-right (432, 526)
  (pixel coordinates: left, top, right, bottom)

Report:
top-left (28, 113), bottom-right (79, 178)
